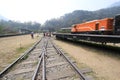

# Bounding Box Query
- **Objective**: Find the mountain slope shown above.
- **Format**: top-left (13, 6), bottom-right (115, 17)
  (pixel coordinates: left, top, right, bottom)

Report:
top-left (110, 1), bottom-right (120, 7)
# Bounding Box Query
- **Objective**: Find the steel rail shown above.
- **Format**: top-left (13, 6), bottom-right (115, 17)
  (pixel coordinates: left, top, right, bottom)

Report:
top-left (32, 37), bottom-right (48, 80)
top-left (32, 51), bottom-right (43, 80)
top-left (42, 48), bottom-right (46, 80)
top-left (52, 43), bottom-right (88, 80)
top-left (42, 38), bottom-right (48, 80)
top-left (0, 37), bottom-right (43, 78)
top-left (51, 40), bottom-right (61, 55)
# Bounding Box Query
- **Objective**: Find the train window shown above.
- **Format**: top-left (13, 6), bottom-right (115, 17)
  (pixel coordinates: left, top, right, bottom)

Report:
top-left (74, 25), bottom-right (76, 28)
top-left (115, 15), bottom-right (120, 26)
top-left (72, 24), bottom-right (76, 28)
top-left (95, 23), bottom-right (99, 30)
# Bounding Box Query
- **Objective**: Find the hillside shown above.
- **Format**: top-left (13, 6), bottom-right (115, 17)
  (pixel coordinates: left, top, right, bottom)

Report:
top-left (0, 20), bottom-right (41, 34)
top-left (110, 1), bottom-right (120, 7)
top-left (43, 6), bottom-right (120, 31)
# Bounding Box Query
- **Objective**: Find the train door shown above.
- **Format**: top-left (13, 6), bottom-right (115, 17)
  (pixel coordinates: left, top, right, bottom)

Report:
top-left (95, 23), bottom-right (99, 30)
top-left (114, 15), bottom-right (120, 34)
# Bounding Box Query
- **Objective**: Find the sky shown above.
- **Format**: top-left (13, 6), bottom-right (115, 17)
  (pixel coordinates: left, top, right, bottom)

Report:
top-left (0, 0), bottom-right (120, 24)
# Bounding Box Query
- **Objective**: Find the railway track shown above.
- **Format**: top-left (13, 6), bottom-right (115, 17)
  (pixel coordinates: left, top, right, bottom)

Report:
top-left (0, 36), bottom-right (91, 80)
top-left (32, 37), bottom-right (89, 80)
top-left (0, 37), bottom-right (43, 80)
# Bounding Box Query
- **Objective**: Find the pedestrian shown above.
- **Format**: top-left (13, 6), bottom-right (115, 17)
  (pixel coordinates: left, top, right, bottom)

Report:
top-left (49, 32), bottom-right (51, 37)
top-left (43, 32), bottom-right (45, 37)
top-left (31, 32), bottom-right (34, 39)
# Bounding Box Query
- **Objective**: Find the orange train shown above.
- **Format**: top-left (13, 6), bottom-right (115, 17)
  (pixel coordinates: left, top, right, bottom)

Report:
top-left (71, 15), bottom-right (120, 35)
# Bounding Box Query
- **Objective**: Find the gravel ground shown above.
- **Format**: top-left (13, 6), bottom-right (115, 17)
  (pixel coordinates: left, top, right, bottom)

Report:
top-left (54, 39), bottom-right (120, 80)
top-left (0, 34), bottom-right (40, 71)
top-left (36, 37), bottom-right (80, 80)
top-left (1, 37), bottom-right (43, 80)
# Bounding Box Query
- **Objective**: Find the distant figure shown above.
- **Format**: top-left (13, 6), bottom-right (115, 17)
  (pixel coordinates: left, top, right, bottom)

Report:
top-left (43, 32), bottom-right (45, 37)
top-left (31, 32), bottom-right (34, 39)
top-left (46, 32), bottom-right (48, 36)
top-left (48, 32), bottom-right (51, 37)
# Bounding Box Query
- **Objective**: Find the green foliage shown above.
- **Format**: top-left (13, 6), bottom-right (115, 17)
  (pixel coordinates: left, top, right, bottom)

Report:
top-left (0, 25), bottom-right (3, 33)
top-left (57, 28), bottom-right (71, 33)
top-left (16, 47), bottom-right (26, 53)
top-left (22, 55), bottom-right (28, 60)
top-left (0, 20), bottom-right (41, 34)
top-left (42, 6), bottom-right (120, 32)
top-left (16, 47), bottom-right (29, 60)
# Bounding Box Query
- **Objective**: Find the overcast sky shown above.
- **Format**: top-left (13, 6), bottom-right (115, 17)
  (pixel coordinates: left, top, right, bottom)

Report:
top-left (0, 0), bottom-right (119, 24)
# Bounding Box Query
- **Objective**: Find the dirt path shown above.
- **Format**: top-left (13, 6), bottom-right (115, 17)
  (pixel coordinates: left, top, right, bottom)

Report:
top-left (54, 39), bottom-right (120, 80)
